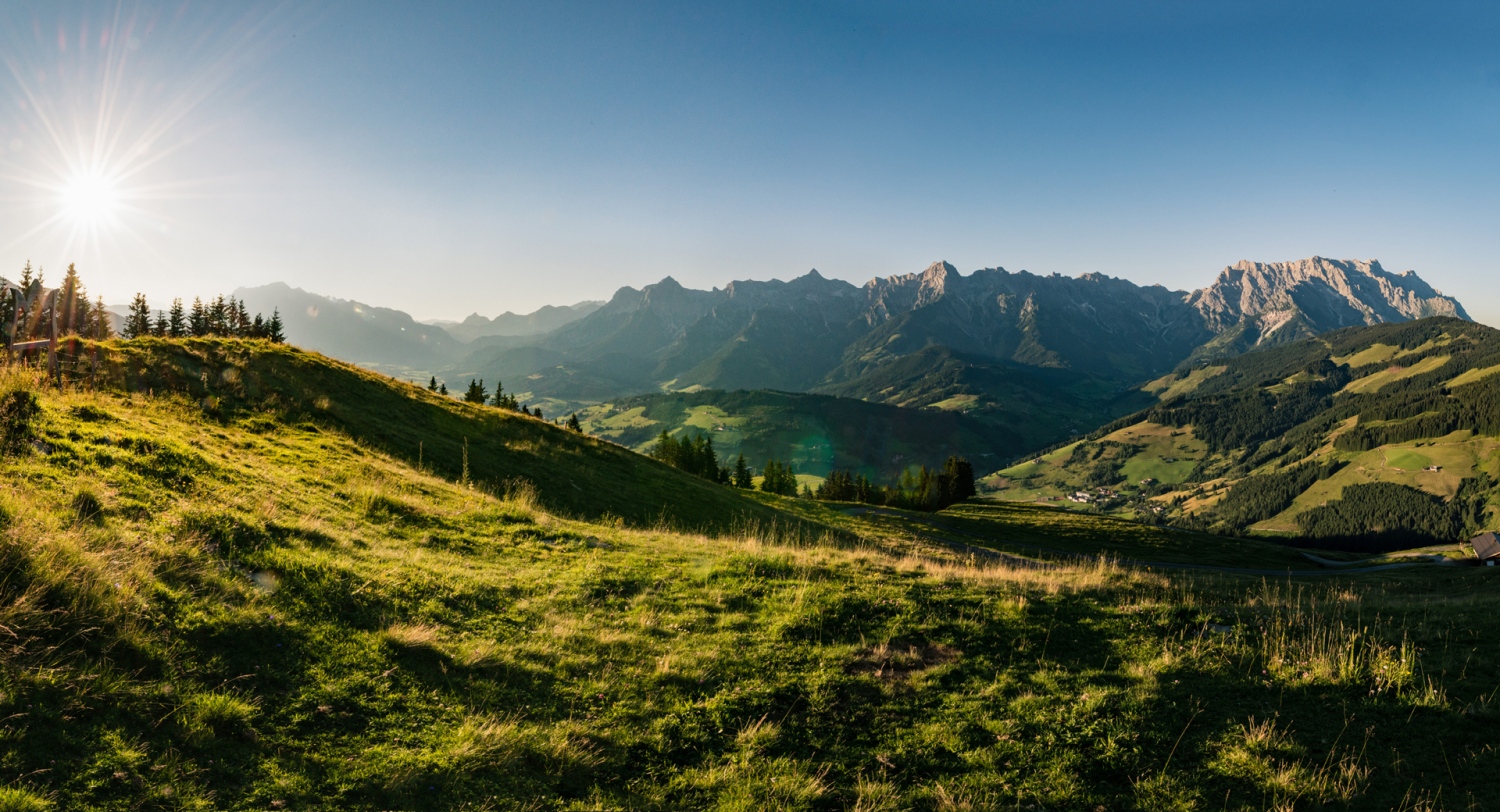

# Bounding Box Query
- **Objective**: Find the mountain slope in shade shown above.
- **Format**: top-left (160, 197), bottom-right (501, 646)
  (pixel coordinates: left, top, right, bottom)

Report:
top-left (235, 283), bottom-right (463, 373)
top-left (431, 300), bottom-right (604, 342)
top-left (574, 387), bottom-right (1022, 481)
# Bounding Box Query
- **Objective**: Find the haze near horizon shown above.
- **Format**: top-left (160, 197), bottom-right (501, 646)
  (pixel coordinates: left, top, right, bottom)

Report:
top-left (2, 1), bottom-right (1499, 326)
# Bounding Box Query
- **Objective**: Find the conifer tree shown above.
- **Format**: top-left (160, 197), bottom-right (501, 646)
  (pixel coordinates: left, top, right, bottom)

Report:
top-left (189, 298), bottom-right (208, 336)
top-left (153, 310), bottom-right (168, 337)
top-left (168, 298), bottom-right (186, 337)
top-left (236, 299), bottom-right (251, 335)
top-left (439, 383), bottom-right (448, 396)
top-left (464, 379), bottom-right (488, 404)
top-left (267, 308), bottom-right (285, 343)
top-left (124, 293), bottom-right (152, 338)
top-left (251, 313), bottom-right (265, 338)
top-left (733, 454), bottom-right (752, 488)
top-left (428, 376), bottom-right (438, 391)
top-left (210, 296), bottom-right (229, 335)
top-left (759, 459), bottom-right (780, 494)
top-left (58, 264), bottom-right (86, 334)
top-left (532, 406), bottom-right (543, 420)
top-left (92, 295), bottom-right (111, 339)
top-left (566, 413), bottom-right (582, 432)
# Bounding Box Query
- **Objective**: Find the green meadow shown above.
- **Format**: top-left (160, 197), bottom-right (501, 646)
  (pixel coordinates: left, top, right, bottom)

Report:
top-left (2, 340), bottom-right (1498, 810)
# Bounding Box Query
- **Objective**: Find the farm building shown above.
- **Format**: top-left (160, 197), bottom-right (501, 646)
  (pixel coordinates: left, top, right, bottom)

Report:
top-left (1472, 532), bottom-right (1500, 566)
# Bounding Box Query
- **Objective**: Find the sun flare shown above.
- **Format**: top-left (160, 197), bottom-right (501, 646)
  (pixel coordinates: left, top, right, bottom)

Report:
top-left (58, 170), bottom-right (123, 228)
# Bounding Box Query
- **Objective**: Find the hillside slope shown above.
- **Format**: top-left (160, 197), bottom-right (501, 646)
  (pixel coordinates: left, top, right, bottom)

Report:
top-left (3, 340), bottom-right (1500, 808)
top-left (574, 387), bottom-right (1022, 481)
top-left (91, 339), bottom-right (790, 530)
top-left (994, 316), bottom-right (1500, 550)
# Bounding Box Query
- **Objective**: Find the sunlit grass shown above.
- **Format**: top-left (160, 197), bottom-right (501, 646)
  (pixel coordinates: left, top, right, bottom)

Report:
top-left (1, 344), bottom-right (1498, 809)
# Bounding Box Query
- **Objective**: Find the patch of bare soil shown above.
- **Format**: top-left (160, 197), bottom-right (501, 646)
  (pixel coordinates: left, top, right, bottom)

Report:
top-left (849, 641), bottom-right (959, 681)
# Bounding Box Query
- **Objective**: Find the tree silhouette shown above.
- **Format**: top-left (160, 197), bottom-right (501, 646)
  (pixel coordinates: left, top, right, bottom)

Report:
top-left (124, 293), bottom-right (152, 338)
top-left (464, 379), bottom-right (488, 404)
top-left (168, 299), bottom-right (186, 337)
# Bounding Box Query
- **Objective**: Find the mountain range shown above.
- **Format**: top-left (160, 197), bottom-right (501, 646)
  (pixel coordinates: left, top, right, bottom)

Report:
top-left (229, 257), bottom-right (1466, 475)
top-left (424, 300), bottom-right (604, 343)
top-left (445, 257), bottom-right (1465, 448)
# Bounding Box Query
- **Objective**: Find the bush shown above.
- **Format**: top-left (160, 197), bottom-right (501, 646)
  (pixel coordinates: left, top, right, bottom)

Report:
top-left (0, 388), bottom-right (40, 455)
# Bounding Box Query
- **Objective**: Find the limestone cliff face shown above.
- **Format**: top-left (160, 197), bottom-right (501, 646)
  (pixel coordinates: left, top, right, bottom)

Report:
top-left (1185, 257), bottom-right (1468, 345)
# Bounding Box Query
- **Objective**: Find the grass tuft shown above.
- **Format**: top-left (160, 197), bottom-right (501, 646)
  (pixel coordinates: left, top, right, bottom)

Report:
top-left (0, 787), bottom-right (51, 812)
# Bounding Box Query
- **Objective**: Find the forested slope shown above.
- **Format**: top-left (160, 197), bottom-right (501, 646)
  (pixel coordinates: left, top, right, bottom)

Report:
top-left (993, 317), bottom-right (1500, 551)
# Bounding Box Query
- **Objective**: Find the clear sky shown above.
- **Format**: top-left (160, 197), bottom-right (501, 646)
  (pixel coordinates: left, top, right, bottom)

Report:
top-left (2, 1), bottom-right (1499, 325)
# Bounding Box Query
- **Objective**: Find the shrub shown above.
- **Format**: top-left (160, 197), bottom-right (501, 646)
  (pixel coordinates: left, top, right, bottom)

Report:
top-left (0, 389), bottom-right (40, 456)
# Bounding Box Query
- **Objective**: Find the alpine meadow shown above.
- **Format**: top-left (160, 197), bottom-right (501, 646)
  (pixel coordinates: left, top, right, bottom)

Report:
top-left (5, 4), bottom-right (1500, 812)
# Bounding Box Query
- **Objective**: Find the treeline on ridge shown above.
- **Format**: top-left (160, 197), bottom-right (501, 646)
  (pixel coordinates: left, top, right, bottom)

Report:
top-left (122, 291), bottom-right (285, 342)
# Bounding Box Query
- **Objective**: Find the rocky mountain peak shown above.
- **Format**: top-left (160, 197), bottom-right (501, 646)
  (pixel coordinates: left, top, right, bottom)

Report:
top-left (1188, 256), bottom-right (1468, 341)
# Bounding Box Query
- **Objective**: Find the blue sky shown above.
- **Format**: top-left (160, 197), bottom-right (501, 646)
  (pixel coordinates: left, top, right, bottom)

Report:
top-left (2, 1), bottom-right (1499, 324)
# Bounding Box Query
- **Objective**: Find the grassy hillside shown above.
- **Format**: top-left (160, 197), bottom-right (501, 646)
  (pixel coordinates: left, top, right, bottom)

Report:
top-left (5, 339), bottom-right (1500, 810)
top-left (991, 317), bottom-right (1500, 550)
top-left (86, 338), bottom-right (788, 531)
top-left (574, 388), bottom-right (1020, 481)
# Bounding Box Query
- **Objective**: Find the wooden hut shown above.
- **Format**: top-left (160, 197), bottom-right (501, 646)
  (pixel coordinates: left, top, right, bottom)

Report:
top-left (1471, 532), bottom-right (1500, 566)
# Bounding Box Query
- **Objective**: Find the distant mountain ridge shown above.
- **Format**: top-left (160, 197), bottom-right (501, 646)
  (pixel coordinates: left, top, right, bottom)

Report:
top-left (428, 301), bottom-right (603, 342)
top-left (456, 255), bottom-right (1463, 393)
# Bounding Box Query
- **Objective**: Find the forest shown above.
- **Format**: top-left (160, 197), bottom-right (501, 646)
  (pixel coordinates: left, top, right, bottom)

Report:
top-left (1294, 480), bottom-right (1490, 551)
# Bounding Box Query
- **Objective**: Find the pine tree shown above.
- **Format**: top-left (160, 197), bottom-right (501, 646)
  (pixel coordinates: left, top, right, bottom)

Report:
top-left (939, 456), bottom-right (976, 505)
top-left (251, 313), bottom-right (265, 338)
top-left (210, 296), bottom-right (229, 336)
top-left (92, 295), bottom-right (111, 339)
top-left (428, 376), bottom-right (438, 391)
top-left (189, 298), bottom-right (208, 336)
top-left (152, 310), bottom-right (168, 337)
top-left (567, 413), bottom-right (582, 432)
top-left (759, 459), bottom-right (780, 494)
top-left (18, 261), bottom-right (33, 293)
top-left (532, 406), bottom-right (543, 420)
top-left (733, 454), bottom-right (752, 488)
top-left (464, 379), bottom-right (488, 404)
top-left (124, 293), bottom-right (152, 338)
top-left (267, 308), bottom-right (285, 343)
top-left (59, 264), bottom-right (86, 334)
top-left (168, 299), bottom-right (186, 337)
top-left (439, 383), bottom-right (448, 396)
top-left (236, 299), bottom-right (251, 335)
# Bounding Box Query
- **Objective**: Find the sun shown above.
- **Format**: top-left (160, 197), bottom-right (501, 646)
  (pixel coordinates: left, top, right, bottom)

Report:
top-left (58, 170), bottom-right (123, 228)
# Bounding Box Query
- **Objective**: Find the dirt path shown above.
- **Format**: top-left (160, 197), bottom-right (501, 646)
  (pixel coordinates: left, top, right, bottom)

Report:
top-left (842, 507), bottom-right (1426, 577)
